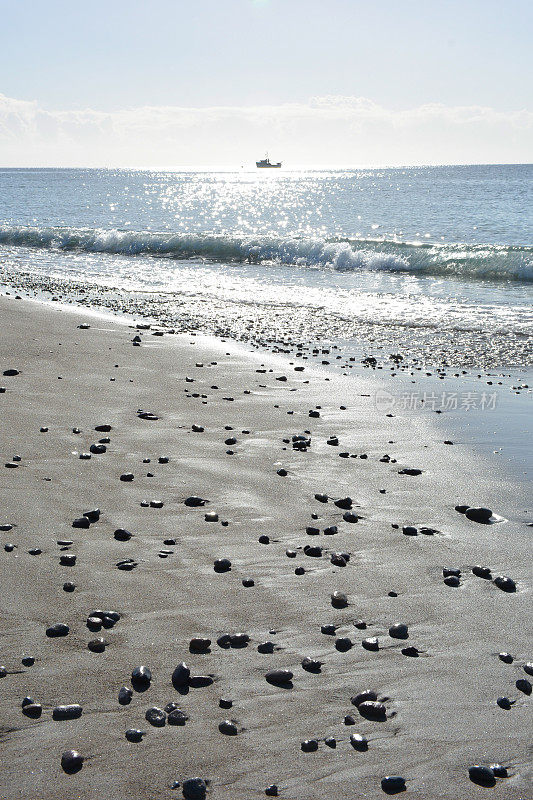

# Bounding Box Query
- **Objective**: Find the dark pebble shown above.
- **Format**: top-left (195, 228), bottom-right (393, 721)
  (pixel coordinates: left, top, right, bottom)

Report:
top-left (219, 719), bottom-right (238, 735)
top-left (120, 472), bottom-right (134, 482)
top-left (61, 750), bottom-right (83, 774)
top-left (358, 701), bottom-right (387, 721)
top-left (189, 637), bottom-right (211, 653)
top-left (125, 728), bottom-right (145, 742)
top-left (516, 678), bottom-right (532, 695)
top-left (168, 709), bottom-right (189, 725)
top-left (493, 575), bottom-right (516, 592)
top-left (53, 704), bottom-right (82, 721)
top-left (132, 665), bottom-right (152, 688)
top-left (350, 733), bottom-right (368, 751)
top-left (331, 591), bottom-right (348, 608)
top-left (389, 623), bottom-right (408, 639)
top-left (63, 581), bottom-right (76, 592)
top-left (468, 765), bottom-right (495, 787)
top-left (118, 686), bottom-right (133, 705)
top-left (214, 558), bottom-right (231, 573)
top-left (301, 657), bottom-right (322, 673)
top-left (145, 707), bottom-right (166, 726)
top-left (465, 507), bottom-right (493, 523)
top-left (472, 565), bottom-right (492, 579)
top-left (182, 777), bottom-right (207, 799)
top-left (335, 637), bottom-right (353, 652)
top-left (265, 669), bottom-right (293, 686)
top-left (88, 637), bottom-right (107, 652)
top-left (381, 775), bottom-right (406, 793)
top-left (46, 623), bottom-right (69, 637)
top-left (172, 662), bottom-right (191, 688)
top-left (301, 739), bottom-right (318, 752)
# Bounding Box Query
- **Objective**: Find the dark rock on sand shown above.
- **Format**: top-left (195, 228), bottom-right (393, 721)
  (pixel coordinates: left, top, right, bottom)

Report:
top-left (516, 678), bottom-right (532, 695)
top-left (132, 665), bottom-right (152, 689)
top-left (498, 652), bottom-right (514, 664)
top-left (443, 575), bottom-right (461, 587)
top-left (301, 657), bottom-right (322, 673)
top-left (389, 623), bottom-right (409, 639)
top-left (114, 528), bottom-right (133, 541)
top-left (335, 637), bottom-right (353, 652)
top-left (242, 578), bottom-right (255, 587)
top-left (168, 709), bottom-right (189, 725)
top-left (381, 776), bottom-right (406, 793)
top-left (184, 496), bottom-right (207, 507)
top-left (172, 662), bottom-right (191, 688)
top-left (301, 739), bottom-right (318, 752)
top-left (258, 642), bottom-right (275, 654)
top-left (468, 765), bottom-right (496, 787)
top-left (490, 763), bottom-right (508, 778)
top-left (351, 691), bottom-right (378, 707)
top-left (358, 701), bottom-right (387, 721)
top-left (265, 785), bottom-right (279, 796)
top-left (60, 554), bottom-right (76, 566)
top-left (61, 750), bottom-right (83, 774)
top-left (120, 472), bottom-right (134, 482)
top-left (350, 733), bottom-right (369, 751)
top-left (219, 720), bottom-right (238, 735)
top-left (22, 702), bottom-right (42, 718)
top-left (182, 777), bottom-right (207, 799)
top-left (465, 507), bottom-right (493, 523)
top-left (493, 575), bottom-right (516, 592)
top-left (331, 591), bottom-right (348, 608)
top-left (46, 623), bottom-right (69, 637)
top-left (125, 728), bottom-right (145, 742)
top-left (145, 707), bottom-right (166, 726)
top-left (524, 662), bottom-right (533, 676)
top-left (362, 637), bottom-right (379, 651)
top-left (118, 686), bottom-right (133, 705)
top-left (63, 581), bottom-right (76, 592)
top-left (214, 558), bottom-right (231, 572)
top-left (472, 565), bottom-right (492, 579)
top-left (88, 637), bottom-right (107, 652)
top-left (72, 516), bottom-right (90, 529)
top-left (53, 704), bottom-right (83, 721)
top-left (265, 669), bottom-right (293, 686)
top-left (401, 646), bottom-right (420, 657)
top-left (496, 696), bottom-right (513, 709)
top-left (189, 637), bottom-right (211, 653)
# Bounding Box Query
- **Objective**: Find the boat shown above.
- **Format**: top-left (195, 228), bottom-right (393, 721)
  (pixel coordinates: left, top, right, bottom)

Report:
top-left (256, 153), bottom-right (281, 168)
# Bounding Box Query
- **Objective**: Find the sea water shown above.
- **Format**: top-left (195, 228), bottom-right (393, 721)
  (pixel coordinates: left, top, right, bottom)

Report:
top-left (0, 164), bottom-right (531, 366)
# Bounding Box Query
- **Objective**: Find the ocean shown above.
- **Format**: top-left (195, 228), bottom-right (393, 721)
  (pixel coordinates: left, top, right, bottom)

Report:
top-left (0, 164), bottom-right (531, 367)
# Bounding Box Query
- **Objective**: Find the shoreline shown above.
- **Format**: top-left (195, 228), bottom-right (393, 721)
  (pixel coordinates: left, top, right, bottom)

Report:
top-left (0, 294), bottom-right (531, 799)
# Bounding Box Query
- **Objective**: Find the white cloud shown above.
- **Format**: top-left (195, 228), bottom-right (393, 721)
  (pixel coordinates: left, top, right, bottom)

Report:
top-left (0, 92), bottom-right (531, 166)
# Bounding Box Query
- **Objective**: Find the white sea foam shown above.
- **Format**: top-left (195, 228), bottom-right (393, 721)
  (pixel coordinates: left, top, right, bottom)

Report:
top-left (1, 225), bottom-right (532, 282)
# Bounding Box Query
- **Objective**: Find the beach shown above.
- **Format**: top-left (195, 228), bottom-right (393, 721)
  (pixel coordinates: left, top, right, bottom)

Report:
top-left (0, 292), bottom-right (531, 799)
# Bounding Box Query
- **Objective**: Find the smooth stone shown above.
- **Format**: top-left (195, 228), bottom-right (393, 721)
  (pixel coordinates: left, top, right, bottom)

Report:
top-left (61, 750), bottom-right (83, 774)
top-left (46, 623), bottom-right (69, 637)
top-left (524, 662), bottom-right (533, 676)
top-left (188, 675), bottom-right (214, 688)
top-left (22, 702), bottom-right (42, 718)
top-left (472, 565), bottom-right (492, 579)
top-left (301, 657), bottom-right (322, 673)
top-left (219, 698), bottom-right (233, 709)
top-left (88, 637), bottom-right (106, 652)
top-left (114, 528), bottom-right (133, 541)
top-left (350, 733), bottom-right (369, 751)
top-left (468, 766), bottom-right (496, 787)
top-left (443, 567), bottom-right (461, 577)
top-left (358, 701), bottom-right (387, 721)
top-left (265, 785), bottom-right (279, 796)
top-left (343, 511), bottom-right (359, 523)
top-left (0, 666), bottom-right (6, 678)
top-left (465, 507), bottom-right (493, 523)
top-left (63, 581), bottom-right (76, 592)
top-left (165, 702), bottom-right (180, 713)
top-left (72, 517), bottom-right (90, 529)
top-left (131, 665), bottom-right (152, 687)
top-left (90, 444), bottom-right (106, 454)
top-left (145, 707), bottom-right (166, 726)
top-left (60, 554), bottom-right (76, 566)
top-left (53, 704), bottom-right (82, 721)
top-left (258, 641), bottom-right (275, 654)
top-left (401, 646), bottom-right (419, 657)
top-left (286, 549), bottom-right (297, 558)
top-left (489, 764), bottom-right (508, 778)
top-left (120, 472), bottom-right (134, 482)
top-left (219, 719), bottom-right (238, 735)
top-left (182, 777), bottom-right (207, 799)
top-left (443, 575), bottom-right (461, 587)
top-left (389, 623), bottom-right (408, 639)
top-left (294, 566), bottom-right (305, 575)
top-left (242, 578), bottom-right (255, 587)
top-left (402, 526), bottom-right (418, 536)
top-left (496, 696), bottom-right (513, 709)
top-left (321, 624), bottom-right (336, 635)
top-left (494, 575), bottom-right (516, 592)
top-left (324, 737), bottom-right (337, 748)
top-left (334, 497), bottom-right (352, 509)
top-left (314, 493), bottom-right (328, 503)
top-left (21, 656), bottom-right (35, 666)
top-left (330, 553), bottom-right (347, 566)
top-left (259, 535), bottom-right (270, 544)
top-left (398, 468), bottom-right (422, 476)
top-left (184, 496), bottom-right (207, 507)
top-left (344, 714), bottom-right (356, 725)
top-left (4, 543), bottom-right (15, 552)
top-left (304, 545), bottom-right (322, 557)
top-left (498, 652), bottom-right (513, 663)
top-left (331, 591), bottom-right (348, 608)
top-left (381, 776), bottom-right (406, 793)
top-left (172, 662), bottom-right (191, 688)
top-left (214, 558), bottom-right (231, 572)
top-left (125, 728), bottom-right (145, 742)
top-left (351, 690), bottom-right (378, 707)
top-left (301, 739), bottom-right (318, 752)
top-left (168, 709), bottom-right (189, 725)
top-left (118, 686), bottom-right (133, 705)
top-left (323, 525), bottom-right (338, 535)
top-left (94, 424), bottom-right (112, 432)
top-left (3, 369), bottom-right (19, 376)
top-left (362, 637), bottom-right (379, 651)
top-left (28, 548), bottom-right (42, 555)
top-left (189, 637), bottom-right (211, 653)
top-left (265, 669), bottom-right (293, 686)
top-left (516, 678), bottom-right (532, 695)
top-left (204, 512), bottom-right (219, 522)
top-left (335, 637), bottom-right (353, 652)
top-left (82, 508), bottom-right (100, 522)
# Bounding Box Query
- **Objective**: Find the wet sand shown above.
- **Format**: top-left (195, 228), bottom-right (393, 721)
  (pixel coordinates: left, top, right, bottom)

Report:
top-left (0, 294), bottom-right (531, 799)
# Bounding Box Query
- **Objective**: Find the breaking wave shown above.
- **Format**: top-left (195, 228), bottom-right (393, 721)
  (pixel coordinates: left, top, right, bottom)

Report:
top-left (0, 225), bottom-right (532, 282)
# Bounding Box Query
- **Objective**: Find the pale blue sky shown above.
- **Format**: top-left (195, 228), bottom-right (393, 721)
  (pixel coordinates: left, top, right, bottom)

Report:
top-left (0, 0), bottom-right (531, 166)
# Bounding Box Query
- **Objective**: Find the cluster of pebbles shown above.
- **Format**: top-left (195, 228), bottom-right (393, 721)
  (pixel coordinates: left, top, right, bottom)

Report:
top-left (0, 308), bottom-right (530, 800)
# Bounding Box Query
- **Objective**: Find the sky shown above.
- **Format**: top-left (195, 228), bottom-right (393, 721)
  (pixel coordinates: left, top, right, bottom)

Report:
top-left (0, 0), bottom-right (531, 167)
